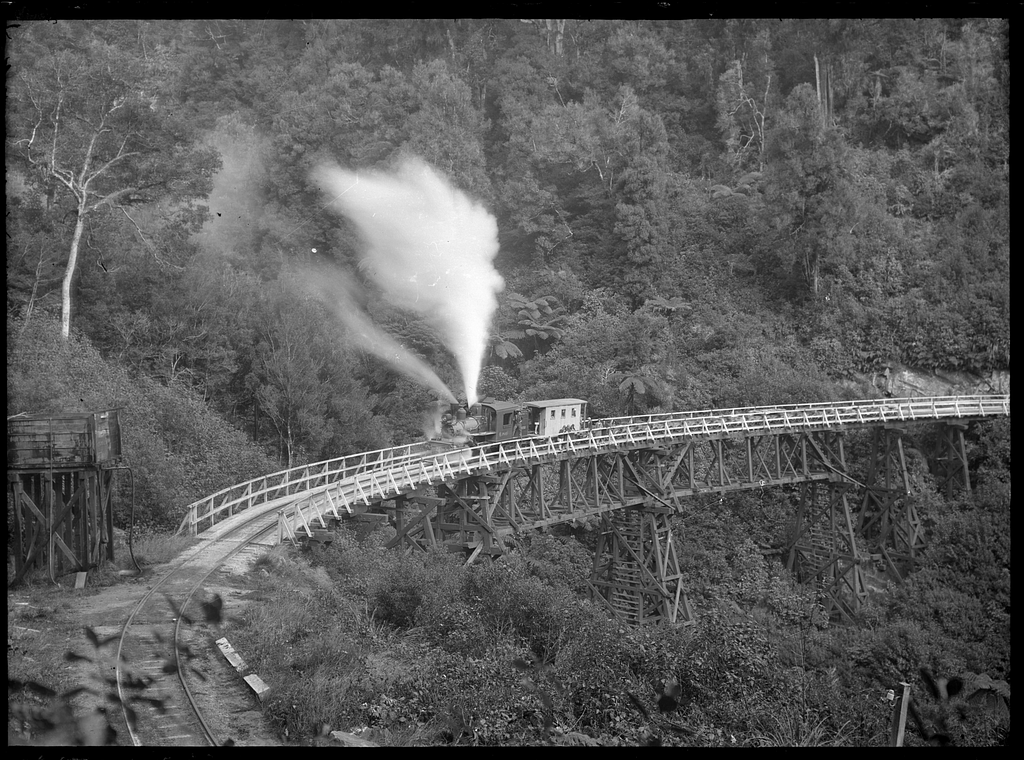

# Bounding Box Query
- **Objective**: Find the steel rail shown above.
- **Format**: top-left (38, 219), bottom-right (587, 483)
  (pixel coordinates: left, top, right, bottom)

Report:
top-left (172, 520), bottom-right (278, 746)
top-left (115, 502), bottom-right (284, 746)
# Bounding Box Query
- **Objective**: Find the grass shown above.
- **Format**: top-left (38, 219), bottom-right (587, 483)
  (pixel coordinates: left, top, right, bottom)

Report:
top-left (748, 707), bottom-right (855, 747)
top-left (230, 547), bottom-right (370, 742)
top-left (361, 722), bottom-right (434, 747)
top-left (8, 591), bottom-right (78, 687)
top-left (115, 528), bottom-right (198, 569)
top-left (7, 585), bottom-right (103, 745)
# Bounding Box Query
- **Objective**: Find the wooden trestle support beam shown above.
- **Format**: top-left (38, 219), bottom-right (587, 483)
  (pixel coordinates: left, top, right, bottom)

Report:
top-left (589, 505), bottom-right (691, 626)
top-left (932, 421), bottom-right (972, 500)
top-left (8, 468), bottom-right (116, 583)
top-left (857, 426), bottom-right (924, 581)
top-left (781, 429), bottom-right (866, 621)
top-left (787, 480), bottom-right (866, 622)
top-left (379, 426), bottom-right (885, 625)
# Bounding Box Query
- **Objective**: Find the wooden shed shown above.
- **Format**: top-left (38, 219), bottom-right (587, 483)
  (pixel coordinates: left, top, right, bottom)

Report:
top-left (7, 410), bottom-right (122, 583)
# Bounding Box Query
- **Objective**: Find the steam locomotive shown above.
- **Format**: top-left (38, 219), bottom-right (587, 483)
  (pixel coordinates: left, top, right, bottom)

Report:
top-left (428, 397), bottom-right (589, 447)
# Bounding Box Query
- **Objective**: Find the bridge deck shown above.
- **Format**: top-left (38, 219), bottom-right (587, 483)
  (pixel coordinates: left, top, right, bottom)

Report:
top-left (173, 395), bottom-right (1008, 541)
top-left (266, 395), bottom-right (1007, 541)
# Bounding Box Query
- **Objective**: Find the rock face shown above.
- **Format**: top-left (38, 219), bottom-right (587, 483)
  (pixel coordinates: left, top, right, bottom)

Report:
top-left (878, 368), bottom-right (1009, 398)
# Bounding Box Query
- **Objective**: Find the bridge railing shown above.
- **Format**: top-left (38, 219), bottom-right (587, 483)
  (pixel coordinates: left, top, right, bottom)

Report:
top-left (175, 441), bottom-right (438, 535)
top-left (178, 395), bottom-right (1008, 538)
top-left (274, 395), bottom-right (1009, 541)
top-left (596, 394), bottom-right (1009, 430)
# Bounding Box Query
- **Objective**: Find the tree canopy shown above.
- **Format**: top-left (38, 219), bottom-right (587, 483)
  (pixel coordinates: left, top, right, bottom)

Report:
top-left (7, 16), bottom-right (1009, 477)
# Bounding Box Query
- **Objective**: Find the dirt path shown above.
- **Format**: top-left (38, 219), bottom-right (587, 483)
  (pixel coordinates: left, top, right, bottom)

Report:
top-left (9, 555), bottom-right (283, 747)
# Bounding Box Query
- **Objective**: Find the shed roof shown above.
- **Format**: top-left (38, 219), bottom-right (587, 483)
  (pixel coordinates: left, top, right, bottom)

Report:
top-left (7, 410), bottom-right (120, 421)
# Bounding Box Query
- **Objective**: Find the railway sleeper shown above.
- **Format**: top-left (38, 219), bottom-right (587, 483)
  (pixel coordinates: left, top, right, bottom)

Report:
top-left (215, 636), bottom-right (271, 703)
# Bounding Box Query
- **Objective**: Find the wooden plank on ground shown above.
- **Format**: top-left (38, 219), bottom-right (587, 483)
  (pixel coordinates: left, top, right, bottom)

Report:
top-left (243, 673), bottom-right (271, 702)
top-left (215, 637), bottom-right (248, 673)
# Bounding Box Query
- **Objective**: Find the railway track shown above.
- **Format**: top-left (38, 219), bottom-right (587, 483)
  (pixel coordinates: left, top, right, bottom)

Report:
top-left (113, 500), bottom-right (286, 746)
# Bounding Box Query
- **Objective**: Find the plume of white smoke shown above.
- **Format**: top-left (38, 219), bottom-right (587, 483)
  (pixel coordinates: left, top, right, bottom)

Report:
top-left (307, 268), bottom-right (457, 403)
top-left (312, 157), bottom-right (504, 406)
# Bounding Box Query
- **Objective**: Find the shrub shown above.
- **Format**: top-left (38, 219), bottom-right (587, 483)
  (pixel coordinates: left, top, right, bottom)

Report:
top-left (466, 556), bottom-right (585, 660)
top-left (521, 533), bottom-right (592, 594)
top-left (684, 605), bottom-right (781, 705)
top-left (307, 530), bottom-right (392, 599)
top-left (371, 553), bottom-right (430, 629)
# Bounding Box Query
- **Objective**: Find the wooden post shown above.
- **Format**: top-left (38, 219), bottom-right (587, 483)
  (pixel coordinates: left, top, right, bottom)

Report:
top-left (11, 478), bottom-right (25, 577)
top-left (46, 471), bottom-right (56, 580)
top-left (104, 470), bottom-right (115, 562)
top-left (890, 682), bottom-right (911, 747)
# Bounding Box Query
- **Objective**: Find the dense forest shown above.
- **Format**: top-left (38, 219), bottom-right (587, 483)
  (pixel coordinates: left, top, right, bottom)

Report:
top-left (6, 19), bottom-right (1010, 746)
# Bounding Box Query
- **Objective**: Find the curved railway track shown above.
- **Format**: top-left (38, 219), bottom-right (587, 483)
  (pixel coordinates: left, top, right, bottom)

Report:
top-left (113, 501), bottom-right (284, 746)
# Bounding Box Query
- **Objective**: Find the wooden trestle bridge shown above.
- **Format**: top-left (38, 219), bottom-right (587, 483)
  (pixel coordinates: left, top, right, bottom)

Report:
top-left (177, 395), bottom-right (1009, 626)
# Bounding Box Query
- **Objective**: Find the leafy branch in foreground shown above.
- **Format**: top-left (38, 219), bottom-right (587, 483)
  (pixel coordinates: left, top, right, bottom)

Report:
top-left (8, 592), bottom-right (231, 746)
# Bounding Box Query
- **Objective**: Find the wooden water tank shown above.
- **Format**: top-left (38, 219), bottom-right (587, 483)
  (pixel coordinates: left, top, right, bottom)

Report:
top-left (7, 409), bottom-right (122, 470)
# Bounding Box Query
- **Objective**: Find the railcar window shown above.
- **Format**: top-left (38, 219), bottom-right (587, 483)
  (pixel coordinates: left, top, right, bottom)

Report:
top-left (561, 409), bottom-right (566, 418)
top-left (503, 413), bottom-right (512, 425)
top-left (551, 410), bottom-right (556, 419)
top-left (571, 409), bottom-right (577, 417)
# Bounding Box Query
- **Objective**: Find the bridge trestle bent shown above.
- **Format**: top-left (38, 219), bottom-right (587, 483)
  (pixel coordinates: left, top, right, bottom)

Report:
top-left (932, 421), bottom-right (972, 500)
top-left (857, 426), bottom-right (922, 581)
top-left (787, 480), bottom-right (866, 622)
top-left (590, 506), bottom-right (691, 626)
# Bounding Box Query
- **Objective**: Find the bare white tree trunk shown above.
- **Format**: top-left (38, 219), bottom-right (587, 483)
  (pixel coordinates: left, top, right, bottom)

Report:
top-left (814, 54), bottom-right (824, 125)
top-left (543, 19), bottom-right (565, 55)
top-left (286, 420), bottom-right (294, 469)
top-left (61, 207), bottom-right (87, 340)
top-left (813, 53), bottom-right (833, 127)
